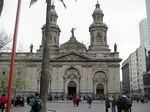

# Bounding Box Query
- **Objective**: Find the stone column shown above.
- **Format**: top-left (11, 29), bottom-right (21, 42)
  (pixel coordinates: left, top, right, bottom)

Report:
top-left (93, 79), bottom-right (95, 99)
top-left (49, 80), bottom-right (51, 95)
top-left (78, 78), bottom-right (80, 97)
top-left (106, 78), bottom-right (108, 96)
top-left (37, 79), bottom-right (39, 93)
top-left (63, 77), bottom-right (65, 95)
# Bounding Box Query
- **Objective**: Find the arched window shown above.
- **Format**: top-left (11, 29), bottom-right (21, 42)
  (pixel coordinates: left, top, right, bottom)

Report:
top-left (54, 37), bottom-right (56, 43)
top-left (96, 33), bottom-right (102, 42)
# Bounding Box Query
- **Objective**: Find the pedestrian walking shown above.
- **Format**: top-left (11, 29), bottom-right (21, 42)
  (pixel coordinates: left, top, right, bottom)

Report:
top-left (111, 96), bottom-right (116, 112)
top-left (127, 96), bottom-right (132, 112)
top-left (27, 95), bottom-right (31, 105)
top-left (123, 97), bottom-right (129, 112)
top-left (72, 97), bottom-right (77, 107)
top-left (87, 96), bottom-right (92, 108)
top-left (29, 92), bottom-right (43, 112)
top-left (136, 97), bottom-right (139, 103)
top-left (116, 96), bottom-right (124, 112)
top-left (0, 94), bottom-right (7, 112)
top-left (105, 97), bottom-right (110, 112)
top-left (76, 98), bottom-right (80, 107)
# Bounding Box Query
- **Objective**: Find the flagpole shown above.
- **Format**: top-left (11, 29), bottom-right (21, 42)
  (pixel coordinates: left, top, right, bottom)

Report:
top-left (6, 0), bottom-right (22, 111)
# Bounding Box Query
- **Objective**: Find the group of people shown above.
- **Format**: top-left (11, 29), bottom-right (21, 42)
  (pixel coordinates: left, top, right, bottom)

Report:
top-left (0, 92), bottom-right (43, 112)
top-left (105, 96), bottom-right (132, 112)
top-left (2, 92), bottom-right (148, 112)
top-left (72, 96), bottom-right (93, 108)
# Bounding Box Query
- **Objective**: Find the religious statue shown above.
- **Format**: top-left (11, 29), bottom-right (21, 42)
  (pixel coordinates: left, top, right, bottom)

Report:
top-left (30, 44), bottom-right (33, 53)
top-left (71, 28), bottom-right (76, 37)
top-left (114, 43), bottom-right (117, 52)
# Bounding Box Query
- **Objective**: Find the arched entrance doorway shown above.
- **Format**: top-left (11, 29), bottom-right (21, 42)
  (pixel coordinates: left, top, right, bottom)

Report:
top-left (63, 68), bottom-right (81, 98)
top-left (93, 71), bottom-right (108, 97)
top-left (68, 81), bottom-right (76, 97)
top-left (96, 84), bottom-right (104, 97)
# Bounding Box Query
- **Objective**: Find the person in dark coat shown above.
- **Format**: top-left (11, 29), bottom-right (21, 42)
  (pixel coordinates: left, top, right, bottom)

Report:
top-left (105, 97), bottom-right (110, 112)
top-left (116, 97), bottom-right (123, 112)
top-left (111, 96), bottom-right (117, 112)
top-left (76, 98), bottom-right (80, 107)
top-left (123, 97), bottom-right (129, 112)
top-left (87, 96), bottom-right (92, 108)
top-left (27, 95), bottom-right (31, 105)
top-left (127, 96), bottom-right (132, 112)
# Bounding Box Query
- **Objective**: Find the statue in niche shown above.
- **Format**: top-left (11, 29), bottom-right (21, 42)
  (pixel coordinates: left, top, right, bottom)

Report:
top-left (30, 44), bottom-right (33, 53)
top-left (114, 43), bottom-right (117, 52)
top-left (71, 28), bottom-right (76, 37)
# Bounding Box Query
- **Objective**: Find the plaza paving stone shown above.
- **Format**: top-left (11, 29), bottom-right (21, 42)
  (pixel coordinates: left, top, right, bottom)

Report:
top-left (6, 100), bottom-right (150, 112)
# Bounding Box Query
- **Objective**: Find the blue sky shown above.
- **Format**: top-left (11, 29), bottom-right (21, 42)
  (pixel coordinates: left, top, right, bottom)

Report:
top-left (0, 0), bottom-right (146, 61)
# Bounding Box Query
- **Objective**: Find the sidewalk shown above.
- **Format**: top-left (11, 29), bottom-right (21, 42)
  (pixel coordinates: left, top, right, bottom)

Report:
top-left (48, 100), bottom-right (105, 104)
top-left (10, 100), bottom-right (150, 112)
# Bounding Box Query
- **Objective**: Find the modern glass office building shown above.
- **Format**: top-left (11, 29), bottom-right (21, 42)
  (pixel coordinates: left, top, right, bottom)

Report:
top-left (139, 19), bottom-right (148, 78)
top-left (139, 0), bottom-right (150, 73)
top-left (140, 0), bottom-right (150, 97)
top-left (146, 0), bottom-right (150, 38)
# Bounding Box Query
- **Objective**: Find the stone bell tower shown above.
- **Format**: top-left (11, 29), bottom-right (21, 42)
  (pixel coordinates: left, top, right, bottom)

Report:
top-left (37, 3), bottom-right (61, 56)
top-left (88, 2), bottom-right (110, 53)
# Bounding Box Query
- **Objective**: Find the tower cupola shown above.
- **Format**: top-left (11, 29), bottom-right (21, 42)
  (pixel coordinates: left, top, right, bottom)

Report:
top-left (88, 2), bottom-right (110, 53)
top-left (36, 4), bottom-right (60, 56)
top-left (50, 4), bottom-right (58, 25)
top-left (92, 1), bottom-right (104, 23)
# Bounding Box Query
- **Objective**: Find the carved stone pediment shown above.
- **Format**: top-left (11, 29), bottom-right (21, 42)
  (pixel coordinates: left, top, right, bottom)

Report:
top-left (63, 68), bottom-right (81, 79)
top-left (93, 71), bottom-right (107, 82)
top-left (67, 74), bottom-right (78, 79)
top-left (53, 52), bottom-right (92, 61)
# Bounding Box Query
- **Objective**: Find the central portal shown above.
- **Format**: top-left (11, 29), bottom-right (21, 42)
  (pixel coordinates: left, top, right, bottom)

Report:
top-left (96, 84), bottom-right (104, 97)
top-left (68, 81), bottom-right (76, 98)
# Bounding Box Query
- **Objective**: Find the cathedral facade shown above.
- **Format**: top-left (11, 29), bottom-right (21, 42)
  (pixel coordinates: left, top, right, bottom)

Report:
top-left (0, 2), bottom-right (122, 98)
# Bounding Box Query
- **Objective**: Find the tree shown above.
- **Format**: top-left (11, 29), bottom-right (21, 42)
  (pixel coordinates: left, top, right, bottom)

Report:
top-left (0, 29), bottom-right (11, 50)
top-left (0, 71), bottom-right (9, 92)
top-left (12, 60), bottom-right (27, 105)
top-left (29, 0), bottom-right (74, 112)
top-left (0, 60), bottom-right (27, 94)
